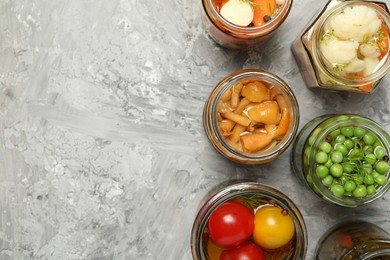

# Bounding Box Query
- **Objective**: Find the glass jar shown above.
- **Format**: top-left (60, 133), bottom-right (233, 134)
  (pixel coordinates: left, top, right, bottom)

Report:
top-left (201, 0), bottom-right (293, 49)
top-left (190, 181), bottom-right (308, 260)
top-left (292, 0), bottom-right (390, 94)
top-left (291, 114), bottom-right (390, 207)
top-left (203, 69), bottom-right (299, 165)
top-left (315, 220), bottom-right (390, 259)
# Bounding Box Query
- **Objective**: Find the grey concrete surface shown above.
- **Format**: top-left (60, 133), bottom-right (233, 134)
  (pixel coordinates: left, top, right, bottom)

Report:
top-left (0, 0), bottom-right (389, 259)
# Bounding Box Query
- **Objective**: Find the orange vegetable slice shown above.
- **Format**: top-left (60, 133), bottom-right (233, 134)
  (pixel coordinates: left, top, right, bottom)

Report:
top-left (207, 239), bottom-right (224, 260)
top-left (240, 132), bottom-right (273, 153)
top-left (378, 24), bottom-right (389, 60)
top-left (241, 81), bottom-right (270, 102)
top-left (252, 0), bottom-right (275, 26)
top-left (246, 101), bottom-right (281, 125)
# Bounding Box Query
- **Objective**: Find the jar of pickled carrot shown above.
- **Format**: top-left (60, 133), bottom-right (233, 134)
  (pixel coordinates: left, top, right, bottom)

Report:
top-left (201, 0), bottom-right (293, 49)
top-left (315, 220), bottom-right (390, 259)
top-left (203, 69), bottom-right (299, 164)
top-left (292, 0), bottom-right (390, 93)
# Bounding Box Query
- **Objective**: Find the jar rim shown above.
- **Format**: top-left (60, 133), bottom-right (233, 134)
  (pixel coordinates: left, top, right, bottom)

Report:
top-left (202, 0), bottom-right (293, 38)
top-left (311, 1), bottom-right (390, 87)
top-left (190, 181), bottom-right (308, 260)
top-left (203, 69), bottom-right (299, 164)
top-left (306, 114), bottom-right (390, 207)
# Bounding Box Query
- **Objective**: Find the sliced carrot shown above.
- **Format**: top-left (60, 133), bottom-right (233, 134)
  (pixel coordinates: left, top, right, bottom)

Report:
top-left (252, 0), bottom-right (274, 26)
top-left (358, 83), bottom-right (373, 93)
top-left (240, 132), bottom-right (273, 153)
top-left (207, 239), bottom-right (224, 260)
top-left (378, 24), bottom-right (389, 60)
top-left (246, 101), bottom-right (281, 124)
top-left (214, 0), bottom-right (229, 12)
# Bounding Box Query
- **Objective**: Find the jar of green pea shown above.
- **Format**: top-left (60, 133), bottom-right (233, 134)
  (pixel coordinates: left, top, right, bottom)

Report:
top-left (291, 114), bottom-right (390, 207)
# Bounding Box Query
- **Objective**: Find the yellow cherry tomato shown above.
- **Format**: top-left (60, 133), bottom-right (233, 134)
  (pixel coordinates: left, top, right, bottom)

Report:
top-left (207, 239), bottom-right (224, 260)
top-left (253, 205), bottom-right (295, 250)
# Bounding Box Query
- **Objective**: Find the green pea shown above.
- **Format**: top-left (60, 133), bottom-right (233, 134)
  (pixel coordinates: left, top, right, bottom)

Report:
top-left (365, 154), bottom-right (377, 165)
top-left (363, 145), bottom-right (374, 155)
top-left (330, 129), bottom-right (341, 138)
top-left (367, 185), bottom-right (376, 195)
top-left (316, 165), bottom-right (329, 179)
top-left (308, 135), bottom-right (316, 146)
top-left (330, 163), bottom-right (343, 177)
top-left (304, 147), bottom-right (311, 158)
top-left (372, 171), bottom-right (380, 179)
top-left (319, 141), bottom-right (332, 154)
top-left (375, 161), bottom-right (390, 174)
top-left (343, 164), bottom-right (354, 173)
top-left (364, 174), bottom-right (375, 185)
top-left (306, 173), bottom-right (313, 184)
top-left (374, 147), bottom-right (386, 160)
top-left (341, 127), bottom-right (354, 137)
top-left (335, 135), bottom-right (346, 143)
top-left (331, 184), bottom-right (345, 197)
top-left (331, 151), bottom-right (343, 163)
top-left (322, 175), bottom-right (334, 187)
top-left (325, 158), bottom-right (333, 168)
top-left (375, 175), bottom-right (388, 186)
top-left (344, 181), bottom-right (356, 192)
top-left (344, 139), bottom-right (355, 150)
top-left (354, 175), bottom-right (364, 185)
top-left (316, 151), bottom-right (329, 164)
top-left (354, 127), bottom-right (366, 138)
top-left (353, 185), bottom-right (367, 198)
top-left (335, 144), bottom-right (348, 156)
top-left (340, 176), bottom-right (348, 184)
top-left (363, 132), bottom-right (377, 145)
top-left (362, 163), bottom-right (373, 174)
top-left (373, 140), bottom-right (382, 148)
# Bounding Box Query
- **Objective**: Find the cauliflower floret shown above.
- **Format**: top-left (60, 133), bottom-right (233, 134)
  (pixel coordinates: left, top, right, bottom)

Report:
top-left (344, 58), bottom-right (366, 73)
top-left (359, 43), bottom-right (381, 58)
top-left (328, 5), bottom-right (382, 42)
top-left (363, 57), bottom-right (380, 76)
top-left (320, 38), bottom-right (358, 64)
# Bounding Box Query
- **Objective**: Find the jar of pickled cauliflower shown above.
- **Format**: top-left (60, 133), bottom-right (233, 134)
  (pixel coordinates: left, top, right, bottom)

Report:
top-left (203, 69), bottom-right (299, 164)
top-left (292, 0), bottom-right (390, 93)
top-left (201, 0), bottom-right (293, 49)
top-left (191, 181), bottom-right (308, 260)
top-left (315, 220), bottom-right (390, 259)
top-left (291, 114), bottom-right (390, 207)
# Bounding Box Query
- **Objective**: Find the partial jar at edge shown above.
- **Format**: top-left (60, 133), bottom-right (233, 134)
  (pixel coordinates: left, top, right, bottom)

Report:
top-left (201, 0), bottom-right (293, 49)
top-left (315, 220), bottom-right (390, 259)
top-left (292, 0), bottom-right (390, 94)
top-left (203, 69), bottom-right (299, 165)
top-left (291, 114), bottom-right (390, 207)
top-left (190, 181), bottom-right (308, 260)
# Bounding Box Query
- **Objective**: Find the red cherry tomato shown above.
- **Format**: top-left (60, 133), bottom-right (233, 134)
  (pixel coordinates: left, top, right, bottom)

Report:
top-left (220, 241), bottom-right (266, 260)
top-left (208, 201), bottom-right (254, 248)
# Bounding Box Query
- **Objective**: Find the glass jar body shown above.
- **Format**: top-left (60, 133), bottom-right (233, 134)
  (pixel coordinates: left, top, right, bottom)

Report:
top-left (315, 221), bottom-right (390, 259)
top-left (203, 69), bottom-right (299, 165)
top-left (201, 0), bottom-right (293, 49)
top-left (190, 181), bottom-right (308, 260)
top-left (292, 0), bottom-right (390, 94)
top-left (291, 114), bottom-right (390, 207)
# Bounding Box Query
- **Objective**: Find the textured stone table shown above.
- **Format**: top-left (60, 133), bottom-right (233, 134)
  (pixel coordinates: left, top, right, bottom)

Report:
top-left (1, 0), bottom-right (389, 259)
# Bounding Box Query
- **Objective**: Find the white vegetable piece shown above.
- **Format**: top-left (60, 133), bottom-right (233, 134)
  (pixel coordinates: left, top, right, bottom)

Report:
top-left (276, 0), bottom-right (286, 5)
top-left (320, 38), bottom-right (358, 64)
top-left (359, 44), bottom-right (381, 58)
top-left (329, 5), bottom-right (381, 42)
top-left (344, 58), bottom-right (366, 73)
top-left (220, 0), bottom-right (254, 27)
top-left (363, 57), bottom-right (380, 76)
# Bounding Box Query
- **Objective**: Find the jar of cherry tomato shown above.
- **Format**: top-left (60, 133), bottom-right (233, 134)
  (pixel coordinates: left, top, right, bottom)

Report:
top-left (203, 69), bottom-right (299, 164)
top-left (190, 181), bottom-right (308, 260)
top-left (201, 0), bottom-right (293, 49)
top-left (292, 0), bottom-right (390, 93)
top-left (291, 114), bottom-right (390, 207)
top-left (315, 220), bottom-right (390, 259)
